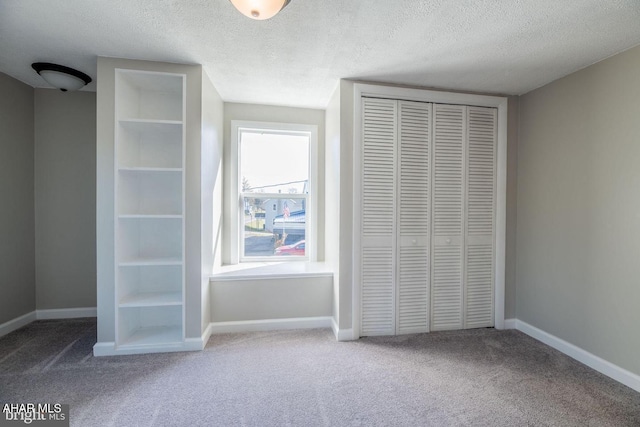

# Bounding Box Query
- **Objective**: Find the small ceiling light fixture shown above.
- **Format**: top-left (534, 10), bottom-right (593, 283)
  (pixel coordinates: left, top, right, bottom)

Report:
top-left (229, 0), bottom-right (291, 20)
top-left (31, 62), bottom-right (92, 92)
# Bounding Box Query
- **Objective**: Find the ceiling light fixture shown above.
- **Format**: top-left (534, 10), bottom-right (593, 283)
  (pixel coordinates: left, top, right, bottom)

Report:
top-left (229, 0), bottom-right (290, 20)
top-left (31, 62), bottom-right (92, 92)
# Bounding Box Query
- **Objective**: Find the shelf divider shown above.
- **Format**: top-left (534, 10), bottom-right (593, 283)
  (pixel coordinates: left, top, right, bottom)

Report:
top-left (118, 214), bottom-right (183, 220)
top-left (119, 167), bottom-right (183, 173)
top-left (119, 258), bottom-right (183, 267)
top-left (119, 291), bottom-right (183, 308)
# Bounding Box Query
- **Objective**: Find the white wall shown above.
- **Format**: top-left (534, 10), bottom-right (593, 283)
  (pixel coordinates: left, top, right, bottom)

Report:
top-left (324, 80), bottom-right (357, 332)
top-left (211, 277), bottom-right (332, 322)
top-left (34, 89), bottom-right (96, 310)
top-left (517, 44), bottom-right (640, 375)
top-left (324, 84), bottom-right (341, 325)
top-left (0, 73), bottom-right (35, 325)
top-left (222, 102), bottom-right (326, 265)
top-left (200, 72), bottom-right (224, 334)
top-left (338, 80), bottom-right (355, 330)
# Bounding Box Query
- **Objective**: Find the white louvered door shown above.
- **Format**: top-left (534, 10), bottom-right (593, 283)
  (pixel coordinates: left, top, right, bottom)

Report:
top-left (430, 104), bottom-right (497, 331)
top-left (464, 107), bottom-right (497, 328)
top-left (431, 104), bottom-right (465, 331)
top-left (359, 98), bottom-right (497, 337)
top-left (360, 98), bottom-right (397, 336)
top-left (396, 101), bottom-right (431, 334)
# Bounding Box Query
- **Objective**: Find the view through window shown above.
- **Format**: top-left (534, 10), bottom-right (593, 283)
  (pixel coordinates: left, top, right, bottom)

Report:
top-left (239, 130), bottom-right (310, 259)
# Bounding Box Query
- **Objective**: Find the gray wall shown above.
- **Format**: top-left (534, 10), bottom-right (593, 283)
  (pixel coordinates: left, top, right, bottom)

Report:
top-left (222, 102), bottom-right (326, 264)
top-left (0, 73), bottom-right (35, 324)
top-left (34, 89), bottom-right (96, 310)
top-left (517, 45), bottom-right (640, 375)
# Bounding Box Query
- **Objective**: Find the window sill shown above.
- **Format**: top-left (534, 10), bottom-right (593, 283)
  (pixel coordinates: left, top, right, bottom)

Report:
top-left (210, 262), bottom-right (333, 282)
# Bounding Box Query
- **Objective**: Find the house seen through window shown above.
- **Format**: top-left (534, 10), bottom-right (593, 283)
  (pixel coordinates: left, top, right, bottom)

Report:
top-left (239, 129), bottom-right (311, 260)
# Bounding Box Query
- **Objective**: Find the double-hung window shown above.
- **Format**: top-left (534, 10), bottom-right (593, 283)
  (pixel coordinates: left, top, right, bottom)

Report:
top-left (231, 121), bottom-right (317, 262)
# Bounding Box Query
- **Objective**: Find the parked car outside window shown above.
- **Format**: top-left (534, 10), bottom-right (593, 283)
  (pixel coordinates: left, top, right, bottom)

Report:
top-left (275, 240), bottom-right (305, 256)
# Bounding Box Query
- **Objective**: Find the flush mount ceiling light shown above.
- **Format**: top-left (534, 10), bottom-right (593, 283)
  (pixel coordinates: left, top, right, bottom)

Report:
top-left (229, 0), bottom-right (291, 20)
top-left (31, 62), bottom-right (92, 92)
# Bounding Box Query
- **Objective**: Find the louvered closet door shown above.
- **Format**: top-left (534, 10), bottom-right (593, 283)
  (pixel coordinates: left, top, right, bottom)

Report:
top-left (431, 104), bottom-right (465, 331)
top-left (360, 98), bottom-right (397, 336)
top-left (465, 107), bottom-right (497, 328)
top-left (396, 101), bottom-right (431, 334)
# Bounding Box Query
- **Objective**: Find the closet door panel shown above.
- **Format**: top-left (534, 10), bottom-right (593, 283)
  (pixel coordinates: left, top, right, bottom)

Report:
top-left (361, 98), bottom-right (397, 336)
top-left (431, 104), bottom-right (465, 331)
top-left (397, 101), bottom-right (431, 334)
top-left (358, 97), bottom-right (498, 337)
top-left (465, 107), bottom-right (497, 328)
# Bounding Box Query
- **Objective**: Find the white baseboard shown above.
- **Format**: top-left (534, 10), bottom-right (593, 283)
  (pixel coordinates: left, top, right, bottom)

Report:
top-left (331, 317), bottom-right (339, 338)
top-left (93, 340), bottom-right (202, 357)
top-left (208, 316), bottom-right (332, 334)
top-left (93, 325), bottom-right (214, 356)
top-left (199, 323), bottom-right (215, 349)
top-left (92, 342), bottom-right (116, 356)
top-left (503, 318), bottom-right (517, 329)
top-left (515, 319), bottom-right (640, 393)
top-left (36, 307), bottom-right (97, 320)
top-left (331, 317), bottom-right (356, 341)
top-left (0, 311), bottom-right (37, 338)
top-left (0, 308), bottom-right (97, 339)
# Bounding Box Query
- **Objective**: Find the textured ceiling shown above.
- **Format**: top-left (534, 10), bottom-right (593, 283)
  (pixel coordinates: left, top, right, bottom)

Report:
top-left (1, 1), bottom-right (640, 108)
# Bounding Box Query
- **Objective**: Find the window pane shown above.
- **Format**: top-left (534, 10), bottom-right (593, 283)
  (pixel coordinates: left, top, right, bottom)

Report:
top-left (243, 197), bottom-right (306, 258)
top-left (240, 132), bottom-right (309, 194)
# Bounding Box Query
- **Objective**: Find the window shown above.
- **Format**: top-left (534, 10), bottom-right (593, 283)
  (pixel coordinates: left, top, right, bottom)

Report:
top-left (231, 121), bottom-right (317, 263)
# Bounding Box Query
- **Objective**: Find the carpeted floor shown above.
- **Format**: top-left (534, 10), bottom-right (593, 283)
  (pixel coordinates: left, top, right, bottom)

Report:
top-left (0, 319), bottom-right (639, 426)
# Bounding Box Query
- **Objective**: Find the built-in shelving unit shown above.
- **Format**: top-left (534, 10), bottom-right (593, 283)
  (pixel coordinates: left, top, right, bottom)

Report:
top-left (114, 69), bottom-right (186, 352)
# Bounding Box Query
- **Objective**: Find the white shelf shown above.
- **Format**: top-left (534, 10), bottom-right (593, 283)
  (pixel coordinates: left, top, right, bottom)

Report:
top-left (116, 71), bottom-right (183, 122)
top-left (119, 118), bottom-right (182, 126)
top-left (119, 167), bottom-right (182, 173)
top-left (118, 264), bottom-right (182, 307)
top-left (119, 258), bottom-right (183, 267)
top-left (119, 291), bottom-right (183, 307)
top-left (117, 70), bottom-right (183, 95)
top-left (117, 172), bottom-right (182, 216)
top-left (117, 120), bottom-right (182, 170)
top-left (118, 305), bottom-right (183, 347)
top-left (119, 325), bottom-right (183, 347)
top-left (119, 214), bottom-right (183, 219)
top-left (117, 218), bottom-right (182, 261)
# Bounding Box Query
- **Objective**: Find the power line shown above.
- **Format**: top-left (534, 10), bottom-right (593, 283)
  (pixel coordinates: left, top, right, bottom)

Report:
top-left (245, 179), bottom-right (307, 191)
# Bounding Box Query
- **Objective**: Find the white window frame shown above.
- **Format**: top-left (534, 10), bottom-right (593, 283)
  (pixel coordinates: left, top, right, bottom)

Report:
top-left (230, 120), bottom-right (318, 263)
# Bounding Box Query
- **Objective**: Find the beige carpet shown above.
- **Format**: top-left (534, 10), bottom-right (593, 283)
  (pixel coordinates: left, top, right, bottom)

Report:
top-left (1, 318), bottom-right (639, 426)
